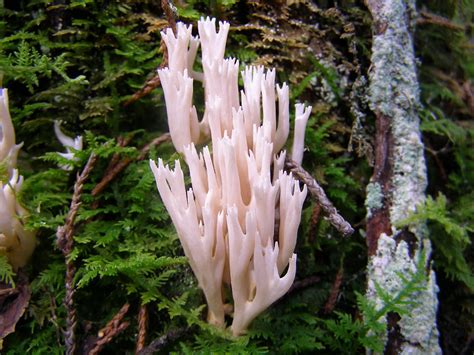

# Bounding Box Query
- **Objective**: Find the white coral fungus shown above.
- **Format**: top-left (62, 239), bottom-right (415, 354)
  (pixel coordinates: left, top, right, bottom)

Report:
top-left (150, 18), bottom-right (310, 335)
top-left (0, 89), bottom-right (36, 270)
top-left (54, 120), bottom-right (83, 170)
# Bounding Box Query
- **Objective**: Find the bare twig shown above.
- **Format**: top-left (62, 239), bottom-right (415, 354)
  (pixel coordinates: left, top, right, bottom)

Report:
top-left (0, 288), bottom-right (18, 297)
top-left (284, 157), bottom-right (354, 236)
top-left (288, 275), bottom-right (321, 294)
top-left (47, 288), bottom-right (62, 347)
top-left (308, 203), bottom-right (321, 242)
top-left (161, 0), bottom-right (177, 34)
top-left (56, 153), bottom-right (98, 355)
top-left (91, 133), bottom-right (171, 197)
top-left (87, 303), bottom-right (130, 355)
top-left (137, 327), bottom-right (189, 355)
top-left (135, 304), bottom-right (148, 354)
top-left (417, 10), bottom-right (465, 31)
top-left (124, 0), bottom-right (177, 107)
top-left (323, 264), bottom-right (344, 314)
top-left (275, 275), bottom-right (321, 307)
top-left (103, 136), bottom-right (134, 177)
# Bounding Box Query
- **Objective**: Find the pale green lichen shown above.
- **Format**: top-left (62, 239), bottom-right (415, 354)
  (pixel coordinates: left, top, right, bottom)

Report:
top-left (368, 0), bottom-right (427, 228)
top-left (367, 235), bottom-right (441, 354)
top-left (366, 0), bottom-right (440, 352)
top-left (365, 182), bottom-right (383, 218)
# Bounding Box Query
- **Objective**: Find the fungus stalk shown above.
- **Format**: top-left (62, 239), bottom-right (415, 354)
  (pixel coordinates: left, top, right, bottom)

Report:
top-left (150, 18), bottom-right (310, 335)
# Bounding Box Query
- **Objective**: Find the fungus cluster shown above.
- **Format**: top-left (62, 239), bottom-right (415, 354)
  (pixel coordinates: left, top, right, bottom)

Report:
top-left (150, 18), bottom-right (311, 335)
top-left (0, 89), bottom-right (36, 270)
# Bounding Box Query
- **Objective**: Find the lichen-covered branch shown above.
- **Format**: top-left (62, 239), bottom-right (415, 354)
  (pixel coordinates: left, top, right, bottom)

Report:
top-left (365, 0), bottom-right (441, 353)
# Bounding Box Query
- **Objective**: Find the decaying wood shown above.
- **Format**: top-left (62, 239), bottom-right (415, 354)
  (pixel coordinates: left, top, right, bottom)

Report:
top-left (365, 112), bottom-right (393, 256)
top-left (364, 0), bottom-right (441, 353)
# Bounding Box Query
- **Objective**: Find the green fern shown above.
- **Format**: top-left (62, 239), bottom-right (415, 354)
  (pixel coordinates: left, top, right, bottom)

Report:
top-left (397, 194), bottom-right (474, 290)
top-left (0, 255), bottom-right (16, 287)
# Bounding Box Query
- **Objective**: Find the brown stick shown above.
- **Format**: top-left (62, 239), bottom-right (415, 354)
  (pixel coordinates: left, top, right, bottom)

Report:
top-left (91, 133), bottom-right (171, 197)
top-left (87, 303), bottom-right (130, 355)
top-left (137, 327), bottom-right (189, 355)
top-left (323, 264), bottom-right (344, 314)
top-left (284, 157), bottom-right (354, 236)
top-left (161, 0), bottom-right (177, 34)
top-left (103, 136), bottom-right (134, 177)
top-left (417, 10), bottom-right (465, 31)
top-left (135, 304), bottom-right (148, 354)
top-left (123, 0), bottom-right (177, 107)
top-left (288, 275), bottom-right (321, 294)
top-left (56, 153), bottom-right (98, 355)
top-left (308, 203), bottom-right (321, 242)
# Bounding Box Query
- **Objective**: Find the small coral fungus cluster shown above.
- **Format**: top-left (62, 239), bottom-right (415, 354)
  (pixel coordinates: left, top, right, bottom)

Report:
top-left (150, 18), bottom-right (312, 336)
top-left (0, 89), bottom-right (35, 270)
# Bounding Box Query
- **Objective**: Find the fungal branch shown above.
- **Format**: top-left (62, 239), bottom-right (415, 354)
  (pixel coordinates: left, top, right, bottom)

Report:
top-left (149, 17), bottom-right (315, 336)
top-left (0, 88), bottom-right (36, 271)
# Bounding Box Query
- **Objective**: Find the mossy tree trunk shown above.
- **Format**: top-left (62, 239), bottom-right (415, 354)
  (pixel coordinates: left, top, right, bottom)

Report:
top-left (365, 0), bottom-right (441, 353)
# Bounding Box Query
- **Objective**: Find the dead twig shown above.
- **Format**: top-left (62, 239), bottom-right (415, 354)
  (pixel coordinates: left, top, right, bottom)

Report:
top-left (124, 0), bottom-right (177, 107)
top-left (91, 133), bottom-right (171, 197)
top-left (275, 275), bottom-right (321, 307)
top-left (102, 136), bottom-right (134, 177)
top-left (323, 264), bottom-right (344, 314)
top-left (161, 0), bottom-right (177, 34)
top-left (86, 303), bottom-right (130, 355)
top-left (417, 10), bottom-right (465, 31)
top-left (137, 327), bottom-right (189, 355)
top-left (308, 203), bottom-right (321, 243)
top-left (135, 304), bottom-right (148, 354)
top-left (56, 153), bottom-right (98, 355)
top-left (284, 157), bottom-right (354, 236)
top-left (288, 275), bottom-right (321, 294)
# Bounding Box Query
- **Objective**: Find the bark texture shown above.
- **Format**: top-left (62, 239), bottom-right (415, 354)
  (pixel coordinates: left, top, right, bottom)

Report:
top-left (365, 0), bottom-right (441, 353)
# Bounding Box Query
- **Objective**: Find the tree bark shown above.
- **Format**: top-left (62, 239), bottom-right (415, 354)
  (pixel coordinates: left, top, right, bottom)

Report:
top-left (364, 0), bottom-right (441, 353)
